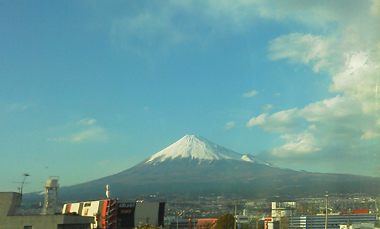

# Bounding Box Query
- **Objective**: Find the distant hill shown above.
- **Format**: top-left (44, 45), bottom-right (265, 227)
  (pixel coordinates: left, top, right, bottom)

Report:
top-left (23, 135), bottom-right (380, 202)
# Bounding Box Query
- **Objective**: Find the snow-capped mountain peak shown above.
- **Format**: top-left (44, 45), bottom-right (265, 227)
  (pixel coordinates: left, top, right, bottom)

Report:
top-left (145, 135), bottom-right (270, 165)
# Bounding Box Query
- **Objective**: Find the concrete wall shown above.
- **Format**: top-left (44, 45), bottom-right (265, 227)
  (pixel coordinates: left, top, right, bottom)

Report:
top-left (2, 214), bottom-right (94, 229)
top-left (0, 192), bottom-right (22, 218)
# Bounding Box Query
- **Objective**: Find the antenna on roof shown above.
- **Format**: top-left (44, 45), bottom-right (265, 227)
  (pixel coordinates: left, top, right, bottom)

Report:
top-left (13, 173), bottom-right (30, 195)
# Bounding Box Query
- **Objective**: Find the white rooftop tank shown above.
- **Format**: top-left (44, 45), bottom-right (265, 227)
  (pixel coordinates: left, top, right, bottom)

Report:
top-left (41, 176), bottom-right (59, 215)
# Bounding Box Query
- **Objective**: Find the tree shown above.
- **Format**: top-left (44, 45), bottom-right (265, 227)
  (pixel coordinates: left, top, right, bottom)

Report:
top-left (242, 224), bottom-right (250, 229)
top-left (216, 213), bottom-right (235, 229)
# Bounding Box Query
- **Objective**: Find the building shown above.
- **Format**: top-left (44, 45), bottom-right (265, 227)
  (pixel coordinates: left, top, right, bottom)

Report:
top-left (236, 215), bottom-right (250, 224)
top-left (118, 202), bottom-right (165, 228)
top-left (62, 199), bottom-right (118, 228)
top-left (0, 192), bottom-right (94, 229)
top-left (197, 218), bottom-right (217, 229)
top-left (290, 214), bottom-right (377, 229)
top-left (271, 202), bottom-right (297, 218)
top-left (265, 202), bottom-right (377, 229)
top-left (63, 200), bottom-right (165, 229)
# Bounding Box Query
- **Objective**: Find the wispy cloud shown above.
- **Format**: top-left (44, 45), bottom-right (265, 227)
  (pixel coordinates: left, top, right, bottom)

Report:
top-left (47, 118), bottom-right (109, 143)
top-left (110, 1), bottom-right (199, 56)
top-left (107, 0), bottom-right (260, 55)
top-left (224, 121), bottom-right (235, 130)
top-left (268, 33), bottom-right (332, 72)
top-left (76, 118), bottom-right (97, 126)
top-left (263, 104), bottom-right (273, 112)
top-left (0, 102), bottom-right (34, 114)
top-left (242, 90), bottom-right (258, 98)
top-left (70, 127), bottom-right (108, 143)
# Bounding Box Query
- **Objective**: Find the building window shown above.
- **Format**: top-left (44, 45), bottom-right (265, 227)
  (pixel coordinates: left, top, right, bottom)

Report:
top-left (84, 202), bottom-right (91, 207)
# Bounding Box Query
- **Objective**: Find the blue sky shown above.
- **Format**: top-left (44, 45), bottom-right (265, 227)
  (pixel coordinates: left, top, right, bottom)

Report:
top-left (1, 0), bottom-right (379, 193)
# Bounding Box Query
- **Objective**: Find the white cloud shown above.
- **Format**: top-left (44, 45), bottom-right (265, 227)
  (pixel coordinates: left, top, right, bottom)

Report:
top-left (247, 108), bottom-right (300, 133)
top-left (361, 131), bottom-right (380, 140)
top-left (247, 113), bottom-right (267, 127)
top-left (329, 52), bottom-right (379, 114)
top-left (268, 33), bottom-right (332, 72)
top-left (257, 93), bottom-right (379, 163)
top-left (254, 90), bottom-right (378, 162)
top-left (272, 128), bottom-right (321, 158)
top-left (299, 95), bottom-right (362, 122)
top-left (300, 96), bottom-right (379, 142)
top-left (242, 90), bottom-right (258, 98)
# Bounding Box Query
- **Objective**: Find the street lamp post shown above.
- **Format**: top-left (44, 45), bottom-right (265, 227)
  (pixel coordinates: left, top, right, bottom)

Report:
top-left (325, 191), bottom-right (329, 229)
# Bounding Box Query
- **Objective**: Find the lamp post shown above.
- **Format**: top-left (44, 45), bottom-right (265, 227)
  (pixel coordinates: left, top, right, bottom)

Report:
top-left (324, 191), bottom-right (329, 229)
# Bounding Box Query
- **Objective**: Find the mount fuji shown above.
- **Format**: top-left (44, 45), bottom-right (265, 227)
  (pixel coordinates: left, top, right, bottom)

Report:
top-left (25, 135), bottom-right (380, 202)
top-left (145, 135), bottom-right (271, 165)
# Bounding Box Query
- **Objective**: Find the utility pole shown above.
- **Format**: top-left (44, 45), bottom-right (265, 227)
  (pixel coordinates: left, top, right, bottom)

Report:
top-left (290, 207), bottom-right (293, 229)
top-left (324, 191), bottom-right (329, 229)
top-left (175, 200), bottom-right (178, 229)
top-left (255, 212), bottom-right (260, 229)
top-left (234, 201), bottom-right (238, 229)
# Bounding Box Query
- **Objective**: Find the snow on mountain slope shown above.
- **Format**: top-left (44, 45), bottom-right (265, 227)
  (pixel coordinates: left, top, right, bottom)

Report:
top-left (145, 135), bottom-right (270, 165)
